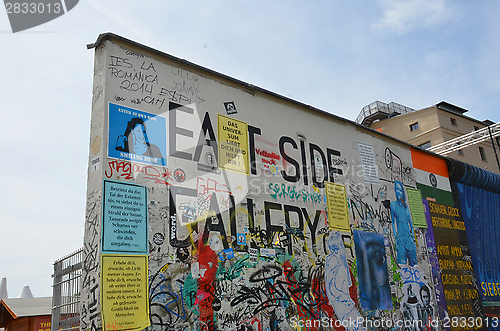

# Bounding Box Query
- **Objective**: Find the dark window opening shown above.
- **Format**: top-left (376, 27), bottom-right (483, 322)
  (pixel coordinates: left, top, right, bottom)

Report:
top-left (479, 147), bottom-right (487, 161)
top-left (418, 141), bottom-right (431, 150)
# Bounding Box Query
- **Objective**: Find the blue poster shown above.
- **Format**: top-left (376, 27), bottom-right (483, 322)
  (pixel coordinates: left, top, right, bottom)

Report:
top-left (108, 103), bottom-right (167, 166)
top-left (102, 180), bottom-right (148, 254)
top-left (455, 182), bottom-right (500, 302)
top-left (353, 230), bottom-right (393, 310)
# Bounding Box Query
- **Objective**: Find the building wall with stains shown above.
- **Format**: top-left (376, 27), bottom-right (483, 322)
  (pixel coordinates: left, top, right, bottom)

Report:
top-left (81, 34), bottom-right (488, 331)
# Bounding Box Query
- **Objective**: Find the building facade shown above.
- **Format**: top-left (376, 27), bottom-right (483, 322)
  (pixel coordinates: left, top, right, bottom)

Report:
top-left (357, 101), bottom-right (500, 174)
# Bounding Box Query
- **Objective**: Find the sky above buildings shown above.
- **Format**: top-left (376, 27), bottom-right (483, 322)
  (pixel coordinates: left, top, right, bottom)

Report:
top-left (0, 0), bottom-right (498, 297)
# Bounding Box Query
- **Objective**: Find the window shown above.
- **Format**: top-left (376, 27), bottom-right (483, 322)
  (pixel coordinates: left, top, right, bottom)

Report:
top-left (456, 142), bottom-right (464, 156)
top-left (450, 118), bottom-right (457, 126)
top-left (410, 122), bottom-right (419, 131)
top-left (479, 147), bottom-right (487, 161)
top-left (418, 141), bottom-right (431, 150)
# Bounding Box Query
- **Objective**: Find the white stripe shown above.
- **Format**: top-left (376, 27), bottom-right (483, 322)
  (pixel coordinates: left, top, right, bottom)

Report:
top-left (414, 168), bottom-right (451, 192)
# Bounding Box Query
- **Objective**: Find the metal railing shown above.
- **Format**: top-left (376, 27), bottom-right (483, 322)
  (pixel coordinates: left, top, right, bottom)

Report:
top-left (51, 248), bottom-right (83, 331)
top-left (428, 122), bottom-right (500, 155)
top-left (356, 101), bottom-right (415, 126)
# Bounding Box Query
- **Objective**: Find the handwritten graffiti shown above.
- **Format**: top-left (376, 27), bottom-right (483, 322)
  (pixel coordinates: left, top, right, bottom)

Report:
top-left (105, 160), bottom-right (173, 186)
top-left (268, 183), bottom-right (323, 204)
top-left (230, 264), bottom-right (330, 319)
top-left (349, 198), bottom-right (390, 224)
top-left (402, 165), bottom-right (415, 185)
top-left (197, 177), bottom-right (231, 214)
top-left (148, 267), bottom-right (193, 330)
top-left (81, 277), bottom-right (100, 331)
top-left (400, 266), bottom-right (425, 287)
top-left (157, 67), bottom-right (205, 104)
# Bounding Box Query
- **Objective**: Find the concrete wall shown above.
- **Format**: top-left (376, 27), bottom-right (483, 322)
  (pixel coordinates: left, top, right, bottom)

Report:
top-left (80, 34), bottom-right (487, 331)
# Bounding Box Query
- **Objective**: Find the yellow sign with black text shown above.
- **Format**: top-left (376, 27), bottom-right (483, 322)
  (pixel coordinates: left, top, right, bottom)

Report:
top-left (218, 114), bottom-right (249, 174)
top-left (101, 255), bottom-right (150, 331)
top-left (325, 182), bottom-right (350, 232)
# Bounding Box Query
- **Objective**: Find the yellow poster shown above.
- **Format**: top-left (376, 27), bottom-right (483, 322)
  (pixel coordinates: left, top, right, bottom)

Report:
top-left (101, 255), bottom-right (150, 331)
top-left (406, 187), bottom-right (428, 228)
top-left (325, 181), bottom-right (350, 232)
top-left (218, 114), bottom-right (249, 174)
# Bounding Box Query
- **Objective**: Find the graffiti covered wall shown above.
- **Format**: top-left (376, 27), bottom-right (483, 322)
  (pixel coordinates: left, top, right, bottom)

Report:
top-left (80, 34), bottom-right (493, 331)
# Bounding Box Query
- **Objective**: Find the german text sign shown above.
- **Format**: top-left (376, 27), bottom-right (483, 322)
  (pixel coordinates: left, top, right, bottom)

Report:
top-left (325, 181), bottom-right (350, 232)
top-left (217, 114), bottom-right (249, 174)
top-left (101, 255), bottom-right (150, 331)
top-left (102, 180), bottom-right (148, 254)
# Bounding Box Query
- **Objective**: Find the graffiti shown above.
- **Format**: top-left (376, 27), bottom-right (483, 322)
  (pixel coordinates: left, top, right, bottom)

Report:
top-left (230, 263), bottom-right (331, 321)
top-left (348, 179), bottom-right (369, 201)
top-left (81, 278), bottom-right (100, 331)
top-left (385, 147), bottom-right (402, 183)
top-left (81, 191), bottom-right (102, 331)
top-left (168, 67), bottom-right (205, 104)
top-left (105, 160), bottom-right (173, 186)
top-left (82, 193), bottom-right (100, 288)
top-left (402, 165), bottom-right (415, 185)
top-left (325, 231), bottom-right (363, 331)
top-left (268, 183), bottom-right (323, 204)
top-left (216, 306), bottom-right (254, 329)
top-left (349, 198), bottom-right (390, 224)
top-left (196, 177), bottom-right (231, 215)
top-left (149, 268), bottom-right (194, 330)
top-left (400, 266), bottom-right (425, 287)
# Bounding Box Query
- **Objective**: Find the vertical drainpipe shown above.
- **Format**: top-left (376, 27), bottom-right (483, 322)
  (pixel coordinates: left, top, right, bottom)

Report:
top-left (487, 125), bottom-right (500, 172)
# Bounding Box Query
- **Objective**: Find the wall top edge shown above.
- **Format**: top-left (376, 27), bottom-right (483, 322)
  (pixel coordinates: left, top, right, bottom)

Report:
top-left (87, 32), bottom-right (449, 164)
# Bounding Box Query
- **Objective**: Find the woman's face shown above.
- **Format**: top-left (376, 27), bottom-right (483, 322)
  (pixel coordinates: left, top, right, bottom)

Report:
top-left (132, 124), bottom-right (146, 143)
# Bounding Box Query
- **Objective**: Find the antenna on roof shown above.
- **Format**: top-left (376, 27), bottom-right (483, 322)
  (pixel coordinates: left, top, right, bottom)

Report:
top-left (0, 277), bottom-right (7, 299)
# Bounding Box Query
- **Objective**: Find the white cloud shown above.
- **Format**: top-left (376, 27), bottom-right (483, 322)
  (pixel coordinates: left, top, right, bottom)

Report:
top-left (372, 0), bottom-right (451, 34)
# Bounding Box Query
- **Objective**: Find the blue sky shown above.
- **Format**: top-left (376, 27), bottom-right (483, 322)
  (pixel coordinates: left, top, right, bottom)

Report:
top-left (0, 0), bottom-right (498, 297)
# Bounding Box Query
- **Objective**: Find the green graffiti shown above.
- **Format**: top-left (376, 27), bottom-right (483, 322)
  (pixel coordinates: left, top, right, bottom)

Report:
top-left (216, 255), bottom-right (248, 281)
top-left (269, 183), bottom-right (323, 204)
top-left (183, 273), bottom-right (199, 314)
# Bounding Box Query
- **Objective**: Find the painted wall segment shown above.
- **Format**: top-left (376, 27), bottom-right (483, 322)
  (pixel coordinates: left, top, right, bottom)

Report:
top-left (412, 148), bottom-right (485, 331)
top-left (81, 35), bottom-right (494, 331)
top-left (454, 183), bottom-right (500, 302)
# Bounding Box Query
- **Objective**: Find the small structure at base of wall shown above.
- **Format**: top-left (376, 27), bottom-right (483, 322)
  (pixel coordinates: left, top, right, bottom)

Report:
top-left (0, 297), bottom-right (52, 331)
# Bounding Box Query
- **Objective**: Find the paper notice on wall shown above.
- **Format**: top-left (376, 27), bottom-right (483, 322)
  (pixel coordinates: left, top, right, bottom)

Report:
top-left (102, 180), bottom-right (148, 254)
top-left (325, 181), bottom-right (350, 232)
top-left (357, 142), bottom-right (380, 184)
top-left (249, 248), bottom-right (259, 263)
top-left (91, 156), bottom-right (100, 173)
top-left (218, 114), bottom-right (249, 174)
top-left (101, 255), bottom-right (150, 331)
top-left (406, 187), bottom-right (427, 228)
top-left (108, 103), bottom-right (167, 166)
top-left (260, 248), bottom-right (276, 258)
